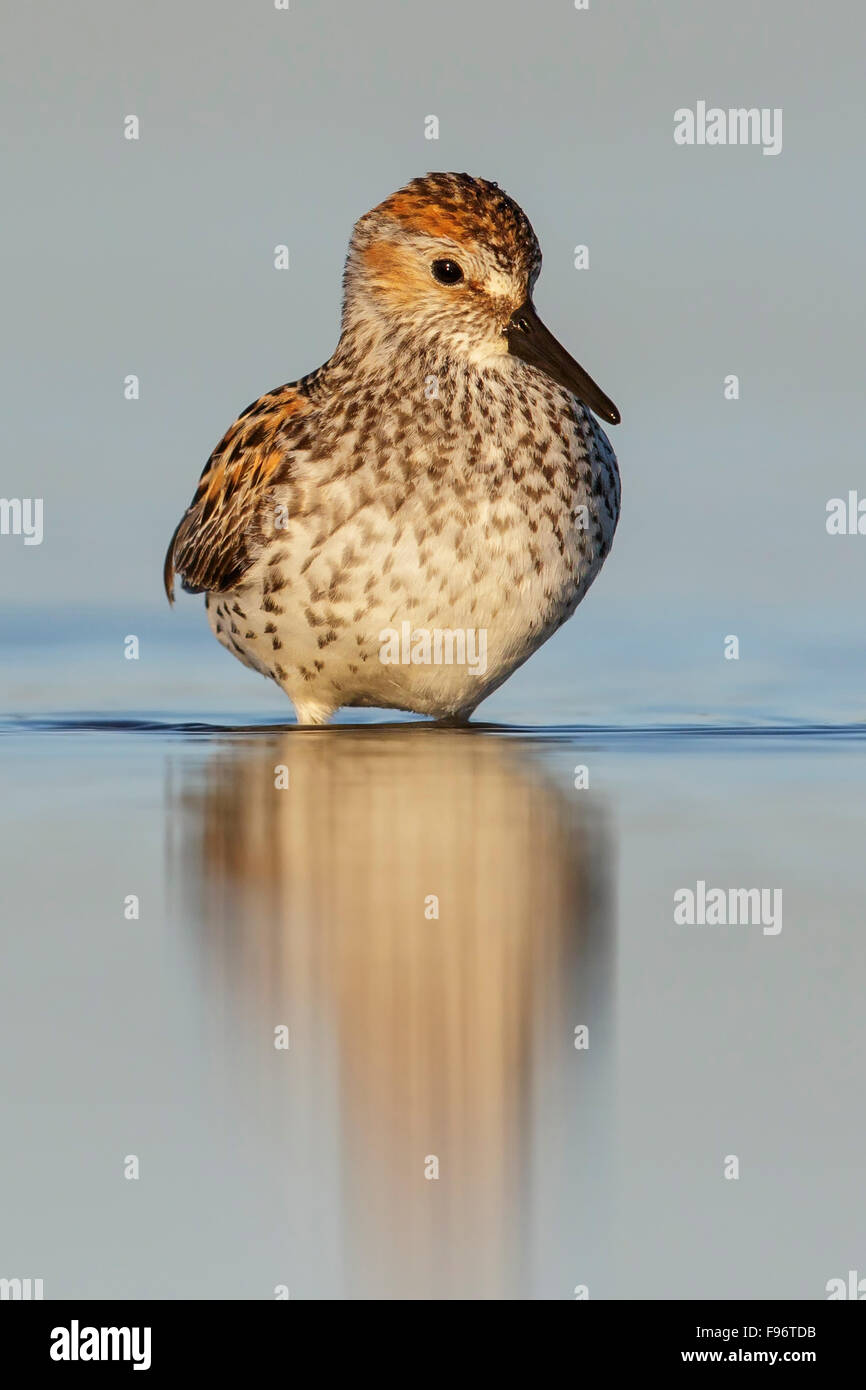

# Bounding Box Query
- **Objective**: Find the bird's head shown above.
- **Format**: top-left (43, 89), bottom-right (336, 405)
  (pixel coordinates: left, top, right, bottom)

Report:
top-left (341, 172), bottom-right (619, 425)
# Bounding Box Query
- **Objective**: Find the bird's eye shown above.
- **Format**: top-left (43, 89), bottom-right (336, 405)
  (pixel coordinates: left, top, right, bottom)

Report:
top-left (431, 259), bottom-right (464, 285)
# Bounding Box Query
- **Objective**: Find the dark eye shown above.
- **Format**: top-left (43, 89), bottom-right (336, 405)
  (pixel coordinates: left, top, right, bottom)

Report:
top-left (431, 259), bottom-right (464, 285)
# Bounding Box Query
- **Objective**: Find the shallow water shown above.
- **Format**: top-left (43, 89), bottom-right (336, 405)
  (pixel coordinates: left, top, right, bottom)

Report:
top-left (1, 612), bottom-right (865, 1298)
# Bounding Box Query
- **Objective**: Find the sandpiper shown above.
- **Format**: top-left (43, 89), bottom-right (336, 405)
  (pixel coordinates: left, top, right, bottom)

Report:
top-left (164, 172), bottom-right (621, 724)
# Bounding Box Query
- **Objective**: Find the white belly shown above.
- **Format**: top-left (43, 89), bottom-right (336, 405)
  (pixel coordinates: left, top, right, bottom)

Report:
top-left (208, 483), bottom-right (609, 721)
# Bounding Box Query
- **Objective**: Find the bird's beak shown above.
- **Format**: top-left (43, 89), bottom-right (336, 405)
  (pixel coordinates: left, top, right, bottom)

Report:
top-left (505, 300), bottom-right (620, 426)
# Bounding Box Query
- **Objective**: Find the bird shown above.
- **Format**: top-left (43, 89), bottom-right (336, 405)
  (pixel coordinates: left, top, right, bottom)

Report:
top-left (164, 172), bottom-right (621, 725)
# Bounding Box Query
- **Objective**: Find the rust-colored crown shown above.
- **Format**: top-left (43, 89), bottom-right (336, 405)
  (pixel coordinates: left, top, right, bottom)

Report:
top-left (360, 172), bottom-right (542, 281)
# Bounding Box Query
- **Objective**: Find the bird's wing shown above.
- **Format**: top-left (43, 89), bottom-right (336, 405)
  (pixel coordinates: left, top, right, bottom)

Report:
top-left (164, 385), bottom-right (313, 601)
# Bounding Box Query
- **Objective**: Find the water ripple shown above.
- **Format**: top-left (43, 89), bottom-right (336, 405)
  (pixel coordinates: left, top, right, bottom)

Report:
top-left (2, 714), bottom-right (865, 742)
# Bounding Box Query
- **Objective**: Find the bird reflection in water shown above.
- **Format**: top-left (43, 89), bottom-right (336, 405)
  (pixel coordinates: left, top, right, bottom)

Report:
top-left (168, 727), bottom-right (614, 1299)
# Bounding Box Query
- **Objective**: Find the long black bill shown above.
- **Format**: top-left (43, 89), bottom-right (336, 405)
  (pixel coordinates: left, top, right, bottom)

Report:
top-left (505, 300), bottom-right (620, 425)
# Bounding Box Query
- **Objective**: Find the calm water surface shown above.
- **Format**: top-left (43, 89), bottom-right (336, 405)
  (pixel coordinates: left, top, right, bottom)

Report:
top-left (1, 615), bottom-right (864, 1298)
